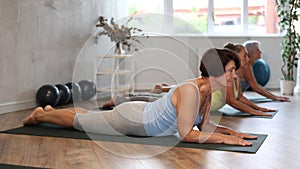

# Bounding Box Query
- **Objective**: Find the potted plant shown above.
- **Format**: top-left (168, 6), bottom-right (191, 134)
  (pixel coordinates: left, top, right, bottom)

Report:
top-left (275, 0), bottom-right (300, 95)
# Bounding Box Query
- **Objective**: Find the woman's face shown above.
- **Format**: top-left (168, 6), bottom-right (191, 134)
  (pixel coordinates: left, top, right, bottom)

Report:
top-left (224, 60), bottom-right (237, 83)
top-left (215, 60), bottom-right (237, 86)
top-left (238, 47), bottom-right (249, 67)
top-left (252, 45), bottom-right (262, 61)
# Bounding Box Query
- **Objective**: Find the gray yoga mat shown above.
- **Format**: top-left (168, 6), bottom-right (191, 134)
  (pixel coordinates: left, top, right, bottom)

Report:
top-left (246, 96), bottom-right (274, 103)
top-left (211, 105), bottom-right (277, 119)
top-left (0, 123), bottom-right (267, 153)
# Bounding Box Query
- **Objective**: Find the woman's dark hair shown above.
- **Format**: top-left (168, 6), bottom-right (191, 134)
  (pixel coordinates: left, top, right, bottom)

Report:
top-left (199, 48), bottom-right (240, 77)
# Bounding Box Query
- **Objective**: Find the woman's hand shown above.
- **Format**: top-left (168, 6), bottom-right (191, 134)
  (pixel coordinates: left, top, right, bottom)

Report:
top-left (258, 107), bottom-right (277, 112)
top-left (248, 110), bottom-right (273, 116)
top-left (230, 131), bottom-right (258, 140)
top-left (221, 134), bottom-right (254, 146)
top-left (274, 96), bottom-right (290, 102)
top-left (207, 125), bottom-right (258, 146)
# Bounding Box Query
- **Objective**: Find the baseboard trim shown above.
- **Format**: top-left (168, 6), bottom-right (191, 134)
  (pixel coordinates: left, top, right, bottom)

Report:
top-left (0, 100), bottom-right (36, 114)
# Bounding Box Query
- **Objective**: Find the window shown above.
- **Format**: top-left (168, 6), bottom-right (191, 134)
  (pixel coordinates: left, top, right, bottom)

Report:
top-left (128, 0), bottom-right (164, 14)
top-left (126, 0), bottom-right (279, 35)
top-left (127, 0), bottom-right (173, 34)
top-left (212, 0), bottom-right (243, 34)
top-left (172, 0), bottom-right (208, 33)
top-left (247, 0), bottom-right (279, 34)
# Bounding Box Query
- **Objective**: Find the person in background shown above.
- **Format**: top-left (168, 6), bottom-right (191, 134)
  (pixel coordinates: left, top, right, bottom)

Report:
top-left (101, 83), bottom-right (172, 109)
top-left (212, 43), bottom-right (276, 116)
top-left (239, 40), bottom-right (290, 102)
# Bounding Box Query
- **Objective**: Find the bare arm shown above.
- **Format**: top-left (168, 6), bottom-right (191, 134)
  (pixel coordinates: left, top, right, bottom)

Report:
top-left (243, 65), bottom-right (290, 102)
top-left (238, 93), bottom-right (276, 112)
top-left (175, 84), bottom-right (255, 146)
top-left (200, 100), bottom-right (257, 144)
top-left (226, 81), bottom-right (275, 116)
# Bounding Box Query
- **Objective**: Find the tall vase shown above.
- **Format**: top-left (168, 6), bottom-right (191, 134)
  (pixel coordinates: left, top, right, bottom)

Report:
top-left (294, 55), bottom-right (300, 94)
top-left (114, 42), bottom-right (125, 55)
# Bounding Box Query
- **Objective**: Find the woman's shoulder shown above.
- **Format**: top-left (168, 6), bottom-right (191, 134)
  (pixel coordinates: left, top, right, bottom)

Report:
top-left (242, 63), bottom-right (253, 72)
top-left (237, 63), bottom-right (251, 77)
top-left (173, 82), bottom-right (202, 98)
top-left (178, 78), bottom-right (210, 95)
top-left (172, 82), bottom-right (200, 106)
top-left (178, 82), bottom-right (199, 92)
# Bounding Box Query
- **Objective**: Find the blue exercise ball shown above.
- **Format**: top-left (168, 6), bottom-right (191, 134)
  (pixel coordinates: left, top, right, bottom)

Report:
top-left (253, 58), bottom-right (270, 87)
top-left (36, 84), bottom-right (60, 107)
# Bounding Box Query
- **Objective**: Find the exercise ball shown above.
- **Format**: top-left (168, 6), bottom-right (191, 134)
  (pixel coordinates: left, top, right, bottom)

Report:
top-left (78, 80), bottom-right (97, 100)
top-left (55, 84), bottom-right (71, 105)
top-left (65, 82), bottom-right (82, 103)
top-left (253, 58), bottom-right (270, 87)
top-left (36, 84), bottom-right (60, 107)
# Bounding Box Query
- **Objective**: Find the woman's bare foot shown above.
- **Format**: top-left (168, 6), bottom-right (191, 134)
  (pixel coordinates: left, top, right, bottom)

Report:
top-left (102, 97), bottom-right (116, 108)
top-left (44, 105), bottom-right (55, 112)
top-left (161, 83), bottom-right (169, 86)
top-left (150, 84), bottom-right (164, 94)
top-left (23, 107), bottom-right (44, 126)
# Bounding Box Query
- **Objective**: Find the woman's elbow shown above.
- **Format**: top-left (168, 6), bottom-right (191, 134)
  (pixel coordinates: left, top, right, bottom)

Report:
top-left (226, 97), bottom-right (236, 105)
top-left (178, 131), bottom-right (194, 142)
top-left (181, 137), bottom-right (190, 142)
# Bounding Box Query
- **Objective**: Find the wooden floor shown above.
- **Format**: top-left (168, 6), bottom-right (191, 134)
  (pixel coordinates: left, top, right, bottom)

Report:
top-left (0, 91), bottom-right (300, 169)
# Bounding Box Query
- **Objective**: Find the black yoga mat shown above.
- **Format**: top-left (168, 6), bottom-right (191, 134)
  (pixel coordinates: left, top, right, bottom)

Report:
top-left (0, 123), bottom-right (267, 153)
top-left (211, 105), bottom-right (277, 119)
top-left (0, 164), bottom-right (48, 169)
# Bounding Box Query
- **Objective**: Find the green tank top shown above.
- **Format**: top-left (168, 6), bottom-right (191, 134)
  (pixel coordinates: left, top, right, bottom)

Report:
top-left (210, 80), bottom-right (239, 112)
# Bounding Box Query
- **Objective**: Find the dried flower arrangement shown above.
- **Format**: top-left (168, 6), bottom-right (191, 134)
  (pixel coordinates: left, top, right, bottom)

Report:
top-left (96, 16), bottom-right (147, 55)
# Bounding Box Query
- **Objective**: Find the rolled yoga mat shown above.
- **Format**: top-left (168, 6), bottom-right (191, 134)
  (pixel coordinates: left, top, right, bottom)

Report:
top-left (0, 123), bottom-right (267, 153)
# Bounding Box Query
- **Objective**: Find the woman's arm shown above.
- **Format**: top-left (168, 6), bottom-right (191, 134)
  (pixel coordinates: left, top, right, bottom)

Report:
top-left (225, 80), bottom-right (273, 116)
top-left (198, 102), bottom-right (257, 145)
top-left (243, 65), bottom-right (290, 102)
top-left (181, 129), bottom-right (254, 146)
top-left (238, 95), bottom-right (276, 112)
top-left (236, 79), bottom-right (276, 112)
top-left (200, 97), bottom-right (257, 138)
top-left (202, 121), bottom-right (257, 140)
top-left (175, 84), bottom-right (255, 146)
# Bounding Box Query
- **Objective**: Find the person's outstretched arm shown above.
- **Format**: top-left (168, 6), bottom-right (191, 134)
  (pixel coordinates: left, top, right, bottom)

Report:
top-left (225, 80), bottom-right (275, 116)
top-left (174, 84), bottom-right (256, 146)
top-left (243, 65), bottom-right (290, 102)
top-left (237, 88), bottom-right (276, 113)
top-left (199, 97), bottom-right (257, 144)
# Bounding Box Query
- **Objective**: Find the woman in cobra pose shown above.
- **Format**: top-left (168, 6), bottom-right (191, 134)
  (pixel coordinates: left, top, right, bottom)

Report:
top-left (23, 48), bottom-right (257, 146)
top-left (239, 40), bottom-right (289, 102)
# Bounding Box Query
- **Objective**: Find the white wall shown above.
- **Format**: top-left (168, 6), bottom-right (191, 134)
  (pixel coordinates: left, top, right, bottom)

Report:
top-left (133, 35), bottom-right (284, 90)
top-left (0, 0), bottom-right (124, 114)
